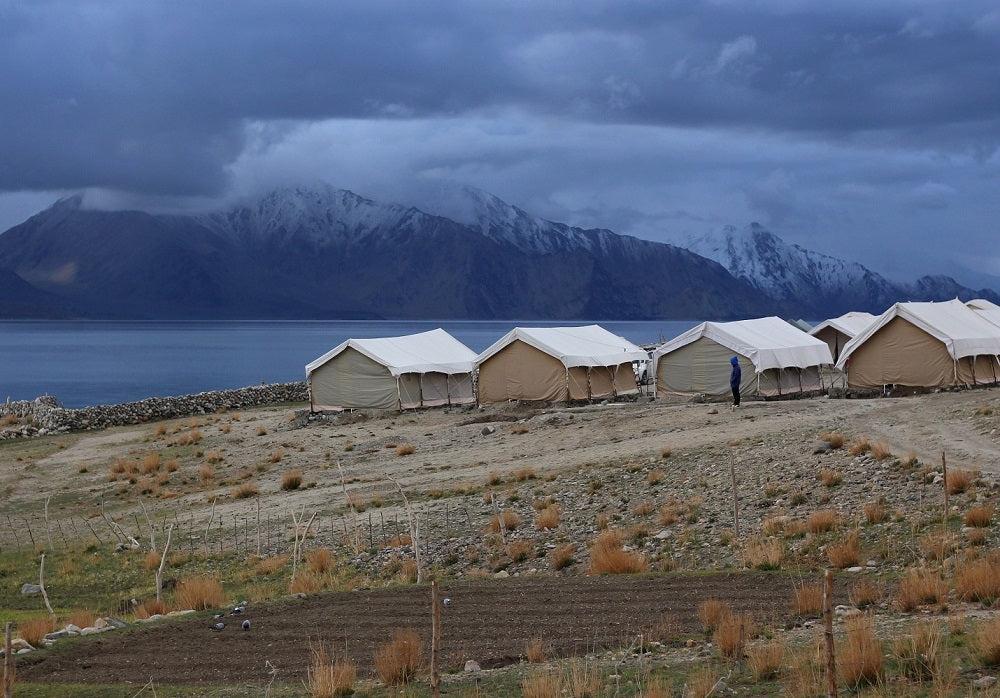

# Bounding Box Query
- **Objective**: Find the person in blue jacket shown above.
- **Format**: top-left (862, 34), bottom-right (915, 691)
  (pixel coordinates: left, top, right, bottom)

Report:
top-left (729, 356), bottom-right (741, 410)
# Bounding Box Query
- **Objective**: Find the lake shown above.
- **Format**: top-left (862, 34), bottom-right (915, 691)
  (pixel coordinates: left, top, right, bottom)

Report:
top-left (0, 320), bottom-right (698, 408)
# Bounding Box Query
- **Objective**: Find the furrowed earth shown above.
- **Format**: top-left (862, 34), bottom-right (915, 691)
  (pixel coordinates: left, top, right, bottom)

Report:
top-left (2, 387), bottom-right (999, 695)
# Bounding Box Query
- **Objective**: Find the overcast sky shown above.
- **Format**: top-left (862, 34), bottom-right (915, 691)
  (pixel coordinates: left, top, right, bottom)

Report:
top-left (1, 1), bottom-right (998, 283)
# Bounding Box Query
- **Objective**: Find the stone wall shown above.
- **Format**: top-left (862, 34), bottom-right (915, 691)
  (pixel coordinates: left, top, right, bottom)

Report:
top-left (0, 382), bottom-right (309, 438)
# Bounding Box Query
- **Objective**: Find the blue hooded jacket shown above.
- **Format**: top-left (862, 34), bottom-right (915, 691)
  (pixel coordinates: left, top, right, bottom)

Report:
top-left (729, 356), bottom-right (741, 389)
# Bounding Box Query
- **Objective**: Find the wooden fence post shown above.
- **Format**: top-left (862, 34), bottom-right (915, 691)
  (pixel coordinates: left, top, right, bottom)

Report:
top-left (431, 581), bottom-right (441, 698)
top-left (824, 569), bottom-right (837, 698)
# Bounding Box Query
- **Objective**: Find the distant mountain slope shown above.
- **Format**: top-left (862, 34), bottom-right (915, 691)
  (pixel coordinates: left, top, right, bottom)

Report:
top-left (0, 186), bottom-right (770, 320)
top-left (685, 223), bottom-right (1000, 317)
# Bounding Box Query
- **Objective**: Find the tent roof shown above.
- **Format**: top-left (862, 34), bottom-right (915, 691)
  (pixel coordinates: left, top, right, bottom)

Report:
top-left (809, 311), bottom-right (877, 339)
top-left (968, 298), bottom-right (1000, 330)
top-left (476, 325), bottom-right (647, 368)
top-left (653, 316), bottom-right (834, 371)
top-left (306, 328), bottom-right (477, 377)
top-left (836, 300), bottom-right (1000, 369)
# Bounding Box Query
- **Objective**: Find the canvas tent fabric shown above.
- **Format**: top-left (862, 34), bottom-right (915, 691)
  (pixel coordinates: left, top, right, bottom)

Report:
top-left (809, 311), bottom-right (876, 363)
top-left (653, 317), bottom-right (834, 398)
top-left (836, 300), bottom-right (1000, 389)
top-left (305, 329), bottom-right (477, 411)
top-left (968, 299), bottom-right (1000, 330)
top-left (476, 325), bottom-right (647, 404)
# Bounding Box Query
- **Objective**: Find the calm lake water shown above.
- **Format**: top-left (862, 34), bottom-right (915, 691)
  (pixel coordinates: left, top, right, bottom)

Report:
top-left (0, 320), bottom-right (698, 408)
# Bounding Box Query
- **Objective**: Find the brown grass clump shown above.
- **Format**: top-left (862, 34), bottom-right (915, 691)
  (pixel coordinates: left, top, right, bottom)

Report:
top-left (975, 616), bottom-right (1000, 666)
top-left (964, 504), bottom-right (995, 527)
top-left (806, 509), bottom-right (838, 533)
top-left (564, 659), bottom-right (603, 697)
top-left (133, 598), bottom-right (168, 619)
top-left (740, 536), bottom-right (784, 570)
top-left (535, 505), bottom-right (560, 530)
top-left (143, 550), bottom-right (161, 570)
top-left (177, 429), bottom-right (203, 446)
top-left (647, 470), bottom-right (664, 485)
top-left (687, 668), bottom-right (722, 698)
top-left (748, 639), bottom-right (784, 680)
top-left (141, 452), bottom-right (161, 474)
top-left (198, 464), bottom-right (214, 484)
top-left (65, 610), bottom-right (98, 629)
top-left (306, 640), bottom-right (356, 697)
top-left (595, 512), bottom-right (610, 530)
top-left (524, 637), bottom-right (547, 663)
top-left (839, 614), bottom-right (883, 687)
top-left (253, 555), bottom-right (290, 576)
top-left (966, 527), bottom-right (988, 546)
top-left (946, 468), bottom-right (976, 495)
top-left (847, 436), bottom-right (871, 457)
top-left (164, 458), bottom-right (180, 473)
top-left (657, 505), bottom-right (678, 526)
top-left (488, 510), bottom-right (520, 533)
top-left (522, 670), bottom-right (562, 698)
top-left (954, 552), bottom-right (1000, 604)
top-left (896, 568), bottom-right (947, 611)
top-left (268, 449), bottom-right (284, 463)
top-left (510, 424), bottom-right (530, 435)
top-left (893, 621), bottom-right (944, 681)
top-left (863, 498), bottom-right (889, 524)
top-left (486, 471), bottom-right (502, 486)
top-left (792, 582), bottom-right (823, 616)
top-left (849, 577), bottom-right (882, 608)
top-left (819, 431), bottom-right (844, 448)
top-left (899, 451), bottom-right (918, 468)
top-left (549, 543), bottom-right (575, 571)
top-left (174, 575), bottom-right (225, 611)
top-left (869, 441), bottom-right (892, 461)
top-left (289, 571), bottom-right (322, 594)
top-left (256, 425), bottom-right (267, 436)
top-left (281, 468), bottom-right (303, 491)
top-left (827, 530), bottom-right (861, 568)
top-left (513, 466), bottom-right (536, 481)
top-left (373, 628), bottom-right (422, 685)
top-left (17, 616), bottom-right (55, 646)
top-left (818, 468), bottom-right (842, 487)
top-left (395, 443), bottom-right (415, 456)
top-left (588, 529), bottom-right (648, 575)
top-left (714, 611), bottom-right (755, 659)
top-left (698, 599), bottom-right (732, 632)
top-left (232, 482), bottom-right (259, 499)
top-left (659, 446), bottom-right (672, 459)
top-left (203, 450), bottom-right (223, 464)
top-left (507, 540), bottom-right (533, 562)
top-left (307, 547), bottom-right (335, 575)
top-left (920, 531), bottom-right (958, 561)
top-left (633, 500), bottom-right (655, 516)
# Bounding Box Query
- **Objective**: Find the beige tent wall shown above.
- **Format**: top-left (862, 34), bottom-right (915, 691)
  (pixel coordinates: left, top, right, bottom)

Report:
top-left (612, 363), bottom-right (640, 396)
top-left (447, 373), bottom-right (475, 404)
top-left (968, 355), bottom-right (1000, 385)
top-left (397, 373), bottom-right (422, 409)
top-left (310, 347), bottom-right (399, 410)
top-left (418, 372), bottom-right (450, 407)
top-left (757, 366), bottom-right (821, 396)
top-left (846, 317), bottom-right (958, 388)
top-left (656, 337), bottom-right (755, 397)
top-left (478, 340), bottom-right (568, 403)
top-left (586, 366), bottom-right (614, 400)
top-left (814, 327), bottom-right (849, 363)
top-left (568, 366), bottom-right (590, 400)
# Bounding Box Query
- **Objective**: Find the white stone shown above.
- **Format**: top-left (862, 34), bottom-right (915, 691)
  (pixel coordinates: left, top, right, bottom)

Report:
top-left (464, 660), bottom-right (481, 672)
top-left (846, 566), bottom-right (865, 573)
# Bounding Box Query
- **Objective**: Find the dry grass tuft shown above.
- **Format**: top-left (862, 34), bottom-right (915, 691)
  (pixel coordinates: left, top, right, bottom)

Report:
top-left (395, 443), bottom-right (415, 456)
top-left (920, 531), bottom-right (958, 561)
top-left (847, 437), bottom-right (871, 457)
top-left (488, 510), bottom-right (520, 533)
top-left (373, 627), bottom-right (422, 685)
top-left (510, 424), bottom-right (530, 435)
top-left (893, 621), bottom-right (944, 681)
top-left (870, 441), bottom-right (892, 461)
top-left (819, 431), bottom-right (844, 448)
top-left (647, 469), bottom-right (664, 485)
top-left (827, 530), bottom-right (861, 568)
top-left (975, 616), bottom-right (1000, 666)
top-left (174, 575), bottom-right (225, 611)
top-left (633, 500), bottom-right (655, 516)
top-left (232, 482), bottom-right (260, 499)
top-left (839, 614), bottom-right (883, 687)
top-left (177, 429), bottom-right (203, 446)
top-left (946, 468), bottom-right (976, 495)
top-left (588, 529), bottom-right (648, 574)
top-left (513, 466), bottom-right (536, 481)
top-left (863, 498), bottom-right (889, 524)
top-left (164, 458), bottom-right (180, 473)
top-left (143, 550), bottom-right (161, 570)
top-left (203, 450), bottom-right (223, 465)
top-left (955, 552), bottom-right (1000, 604)
top-left (522, 670), bottom-right (562, 698)
top-left (714, 611), bottom-right (755, 659)
top-left (307, 640), bottom-right (356, 697)
top-left (687, 668), bottom-right (722, 698)
top-left (549, 543), bottom-right (575, 571)
top-left (268, 449), bottom-right (284, 463)
top-left (256, 425), bottom-right (267, 436)
top-left (964, 504), bottom-right (995, 527)
top-left (792, 582), bottom-right (823, 616)
top-left (595, 512), bottom-right (610, 530)
top-left (142, 452), bottom-right (162, 474)
top-left (534, 505), bottom-right (560, 530)
top-left (486, 471), bottom-right (502, 486)
top-left (748, 639), bottom-right (784, 680)
top-left (818, 468), bottom-right (842, 487)
top-left (307, 547), bottom-right (335, 575)
top-left (849, 577), bottom-right (882, 608)
top-left (524, 637), bottom-right (547, 663)
top-left (740, 535), bottom-right (784, 570)
top-left (253, 555), bottom-right (290, 576)
top-left (966, 527), bottom-right (988, 546)
top-left (896, 568), bottom-right (947, 611)
top-left (659, 446), bottom-right (672, 459)
top-left (657, 505), bottom-right (678, 526)
top-left (806, 509), bottom-right (838, 533)
top-left (198, 464), bottom-right (215, 484)
top-left (289, 571), bottom-right (322, 594)
top-left (698, 599), bottom-right (732, 632)
top-left (65, 610), bottom-right (98, 629)
top-left (507, 540), bottom-right (533, 562)
top-left (17, 616), bottom-right (55, 646)
top-left (281, 468), bottom-right (303, 491)
top-left (133, 598), bottom-right (168, 619)
top-left (564, 659), bottom-right (603, 697)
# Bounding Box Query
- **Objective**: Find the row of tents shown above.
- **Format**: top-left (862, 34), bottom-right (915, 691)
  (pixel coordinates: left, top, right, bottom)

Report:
top-left (305, 298), bottom-right (1000, 411)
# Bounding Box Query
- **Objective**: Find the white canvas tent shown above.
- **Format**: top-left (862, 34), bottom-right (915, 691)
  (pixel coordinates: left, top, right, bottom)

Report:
top-left (653, 317), bottom-right (834, 398)
top-left (809, 311), bottom-right (876, 363)
top-left (836, 300), bottom-right (1000, 388)
top-left (968, 299), bottom-right (1000, 330)
top-left (476, 325), bottom-right (647, 404)
top-left (306, 328), bottom-right (477, 411)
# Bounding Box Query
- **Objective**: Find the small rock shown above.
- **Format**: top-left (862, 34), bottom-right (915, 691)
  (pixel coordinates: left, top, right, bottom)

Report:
top-left (846, 566), bottom-right (865, 573)
top-left (10, 638), bottom-right (34, 652)
top-left (464, 660), bottom-right (481, 672)
top-left (493, 569), bottom-right (509, 578)
top-left (43, 629), bottom-right (72, 641)
top-left (20, 583), bottom-right (42, 595)
top-left (101, 617), bottom-right (128, 628)
top-left (973, 676), bottom-right (997, 690)
top-left (80, 626), bottom-right (111, 636)
top-left (63, 623), bottom-right (81, 634)
top-left (481, 426), bottom-right (496, 436)
top-left (93, 617), bottom-right (110, 629)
